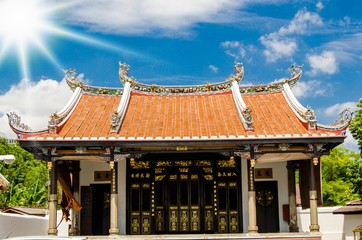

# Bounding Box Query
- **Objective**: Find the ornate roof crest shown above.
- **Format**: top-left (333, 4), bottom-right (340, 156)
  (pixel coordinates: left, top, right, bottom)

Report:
top-left (227, 62), bottom-right (244, 82)
top-left (7, 112), bottom-right (32, 131)
top-left (241, 108), bottom-right (254, 130)
top-left (332, 108), bottom-right (353, 126)
top-left (119, 62), bottom-right (137, 84)
top-left (64, 69), bottom-right (86, 91)
top-left (289, 63), bottom-right (303, 78)
top-left (110, 111), bottom-right (120, 132)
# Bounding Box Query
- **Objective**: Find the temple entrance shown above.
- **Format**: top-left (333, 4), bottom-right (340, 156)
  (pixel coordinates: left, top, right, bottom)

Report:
top-left (80, 184), bottom-right (110, 235)
top-left (255, 181), bottom-right (280, 233)
top-left (127, 153), bottom-right (242, 234)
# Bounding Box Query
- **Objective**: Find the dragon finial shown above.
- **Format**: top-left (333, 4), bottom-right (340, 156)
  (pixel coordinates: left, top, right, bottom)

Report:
top-left (228, 62), bottom-right (244, 82)
top-left (119, 62), bottom-right (136, 85)
top-left (64, 68), bottom-right (86, 91)
top-left (289, 63), bottom-right (303, 78)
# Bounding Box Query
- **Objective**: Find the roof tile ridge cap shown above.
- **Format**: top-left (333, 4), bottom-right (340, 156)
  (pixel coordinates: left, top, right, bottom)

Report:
top-left (282, 82), bottom-right (318, 131)
top-left (125, 62), bottom-right (244, 95)
top-left (47, 87), bottom-right (84, 135)
top-left (231, 81), bottom-right (253, 130)
top-left (110, 81), bottom-right (132, 133)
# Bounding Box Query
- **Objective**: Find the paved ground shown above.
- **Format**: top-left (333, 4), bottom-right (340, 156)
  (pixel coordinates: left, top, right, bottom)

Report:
top-left (85, 232), bottom-right (322, 240)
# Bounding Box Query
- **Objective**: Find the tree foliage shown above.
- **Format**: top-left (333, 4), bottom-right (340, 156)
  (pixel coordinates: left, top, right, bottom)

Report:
top-left (350, 98), bottom-right (362, 156)
top-left (321, 147), bottom-right (362, 206)
top-left (0, 138), bottom-right (48, 209)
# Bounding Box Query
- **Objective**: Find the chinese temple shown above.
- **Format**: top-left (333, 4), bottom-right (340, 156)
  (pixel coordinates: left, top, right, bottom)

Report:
top-left (7, 62), bottom-right (352, 238)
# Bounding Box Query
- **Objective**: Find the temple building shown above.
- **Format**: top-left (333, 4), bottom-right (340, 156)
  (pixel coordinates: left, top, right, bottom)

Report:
top-left (8, 62), bottom-right (352, 238)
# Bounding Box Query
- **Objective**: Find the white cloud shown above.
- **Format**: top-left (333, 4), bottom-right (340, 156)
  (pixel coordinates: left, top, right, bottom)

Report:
top-left (322, 33), bottom-right (362, 64)
top-left (260, 34), bottom-right (297, 62)
top-left (59, 0), bottom-right (287, 37)
top-left (0, 78), bottom-right (73, 138)
top-left (221, 41), bottom-right (246, 60)
top-left (324, 101), bottom-right (358, 116)
top-left (60, 0), bottom-right (244, 36)
top-left (278, 9), bottom-right (323, 35)
top-left (260, 9), bottom-right (323, 62)
top-left (316, 2), bottom-right (324, 11)
top-left (307, 51), bottom-right (338, 75)
top-left (208, 65), bottom-right (219, 73)
top-left (291, 80), bottom-right (333, 98)
top-left (342, 129), bottom-right (359, 152)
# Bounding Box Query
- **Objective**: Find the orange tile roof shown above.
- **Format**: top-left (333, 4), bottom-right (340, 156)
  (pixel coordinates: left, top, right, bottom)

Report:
top-left (118, 91), bottom-right (246, 139)
top-left (13, 86), bottom-right (346, 142)
top-left (243, 92), bottom-right (309, 136)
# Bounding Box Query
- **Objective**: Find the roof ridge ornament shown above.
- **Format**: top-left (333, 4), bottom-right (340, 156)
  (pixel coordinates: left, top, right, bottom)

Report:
top-left (332, 108), bottom-right (353, 127)
top-left (7, 112), bottom-right (32, 131)
top-left (64, 69), bottom-right (86, 91)
top-left (119, 62), bottom-right (137, 85)
top-left (289, 63), bottom-right (303, 79)
top-left (227, 62), bottom-right (244, 82)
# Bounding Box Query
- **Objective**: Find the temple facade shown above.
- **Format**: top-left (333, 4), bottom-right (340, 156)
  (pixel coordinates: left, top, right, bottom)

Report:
top-left (8, 62), bottom-right (352, 237)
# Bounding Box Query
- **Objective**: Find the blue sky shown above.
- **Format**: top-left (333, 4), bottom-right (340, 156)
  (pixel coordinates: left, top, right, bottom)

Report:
top-left (0, 0), bottom-right (361, 150)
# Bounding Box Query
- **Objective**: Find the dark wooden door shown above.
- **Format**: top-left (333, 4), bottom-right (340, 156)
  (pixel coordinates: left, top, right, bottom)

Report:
top-left (255, 181), bottom-right (280, 233)
top-left (91, 184), bottom-right (110, 235)
top-left (166, 173), bottom-right (201, 233)
top-left (80, 184), bottom-right (110, 235)
top-left (80, 186), bottom-right (92, 235)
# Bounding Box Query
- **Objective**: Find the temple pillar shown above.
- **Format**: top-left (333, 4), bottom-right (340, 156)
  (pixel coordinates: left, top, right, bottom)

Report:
top-left (309, 144), bottom-right (320, 232)
top-left (247, 145), bottom-right (258, 233)
top-left (47, 148), bottom-right (58, 236)
top-left (69, 161), bottom-right (80, 236)
top-left (286, 161), bottom-right (299, 232)
top-left (109, 147), bottom-right (120, 235)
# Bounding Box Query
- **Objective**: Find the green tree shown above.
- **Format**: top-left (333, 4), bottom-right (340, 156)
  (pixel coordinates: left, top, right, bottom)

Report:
top-left (0, 138), bottom-right (48, 209)
top-left (350, 98), bottom-right (362, 156)
top-left (321, 147), bottom-right (362, 206)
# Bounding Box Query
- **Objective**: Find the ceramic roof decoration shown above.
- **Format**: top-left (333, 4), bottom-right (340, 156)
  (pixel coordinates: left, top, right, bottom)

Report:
top-left (7, 62), bottom-right (351, 146)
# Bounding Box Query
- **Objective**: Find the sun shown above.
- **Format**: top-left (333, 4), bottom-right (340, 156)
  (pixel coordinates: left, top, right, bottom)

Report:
top-left (0, 0), bottom-right (54, 79)
top-left (0, 0), bottom-right (142, 80)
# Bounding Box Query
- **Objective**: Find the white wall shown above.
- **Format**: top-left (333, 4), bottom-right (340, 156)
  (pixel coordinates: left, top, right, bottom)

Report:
top-left (79, 159), bottom-right (127, 234)
top-left (298, 206), bottom-right (362, 240)
top-left (0, 210), bottom-right (70, 238)
top-left (257, 161), bottom-right (289, 232)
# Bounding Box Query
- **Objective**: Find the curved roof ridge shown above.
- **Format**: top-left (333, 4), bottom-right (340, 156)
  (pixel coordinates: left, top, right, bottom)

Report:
top-left (48, 86), bottom-right (83, 134)
top-left (317, 109), bottom-right (353, 134)
top-left (110, 81), bottom-right (132, 133)
top-left (7, 112), bottom-right (48, 136)
top-left (282, 82), bottom-right (317, 130)
top-left (119, 62), bottom-right (244, 95)
top-left (231, 81), bottom-right (253, 130)
top-left (239, 63), bottom-right (302, 95)
top-left (65, 69), bottom-right (123, 96)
